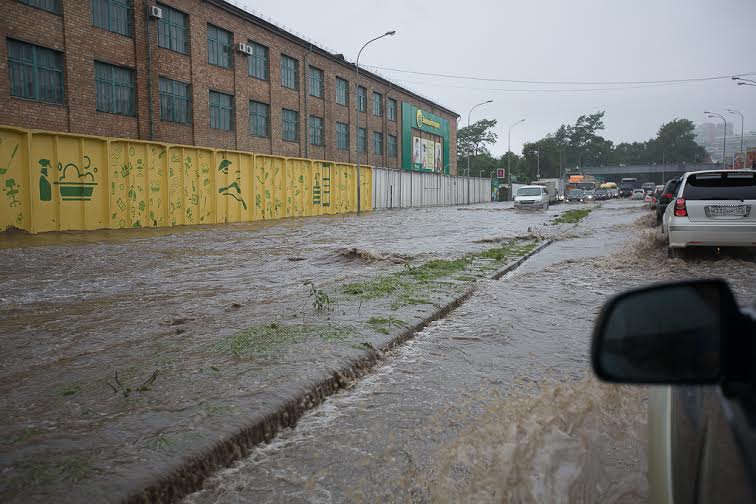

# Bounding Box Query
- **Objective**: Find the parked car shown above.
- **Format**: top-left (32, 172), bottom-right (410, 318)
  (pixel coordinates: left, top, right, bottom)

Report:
top-left (631, 189), bottom-right (646, 200)
top-left (566, 189), bottom-right (584, 202)
top-left (649, 185), bottom-right (663, 209)
top-left (594, 189), bottom-right (609, 201)
top-left (661, 169), bottom-right (756, 258)
top-left (656, 178), bottom-right (681, 225)
top-left (514, 185), bottom-right (550, 210)
top-left (591, 278), bottom-right (756, 504)
top-left (583, 189), bottom-right (596, 202)
top-left (608, 188), bottom-right (620, 198)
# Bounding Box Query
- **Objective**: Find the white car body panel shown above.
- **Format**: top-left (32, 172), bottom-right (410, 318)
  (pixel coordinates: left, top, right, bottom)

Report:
top-left (514, 185), bottom-right (549, 209)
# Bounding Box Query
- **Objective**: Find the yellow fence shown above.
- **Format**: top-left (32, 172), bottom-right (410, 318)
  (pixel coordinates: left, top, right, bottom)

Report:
top-left (0, 126), bottom-right (372, 233)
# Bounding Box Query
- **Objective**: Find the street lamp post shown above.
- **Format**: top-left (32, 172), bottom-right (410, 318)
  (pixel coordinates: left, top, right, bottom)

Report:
top-left (726, 109), bottom-right (745, 164)
top-left (507, 119), bottom-right (526, 201)
top-left (705, 111), bottom-right (727, 166)
top-left (535, 149), bottom-right (540, 179)
top-left (466, 100), bottom-right (493, 205)
top-left (732, 77), bottom-right (756, 86)
top-left (355, 30), bottom-right (396, 214)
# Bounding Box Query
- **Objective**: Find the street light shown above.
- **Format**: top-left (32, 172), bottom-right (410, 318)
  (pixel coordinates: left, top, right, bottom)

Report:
top-left (732, 76), bottom-right (756, 85)
top-left (705, 111), bottom-right (727, 167)
top-left (466, 99), bottom-right (494, 202)
top-left (355, 30), bottom-right (396, 214)
top-left (726, 109), bottom-right (745, 163)
top-left (507, 118), bottom-right (526, 201)
top-left (534, 149), bottom-right (540, 179)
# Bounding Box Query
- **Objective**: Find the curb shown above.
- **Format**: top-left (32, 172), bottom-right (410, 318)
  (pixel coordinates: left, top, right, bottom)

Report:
top-left (127, 239), bottom-right (553, 503)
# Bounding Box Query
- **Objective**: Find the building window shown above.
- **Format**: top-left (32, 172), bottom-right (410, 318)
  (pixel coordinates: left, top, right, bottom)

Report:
top-left (372, 92), bottom-right (382, 117)
top-left (309, 66), bottom-right (323, 98)
top-left (7, 39), bottom-right (64, 104)
top-left (282, 108), bottom-right (298, 142)
top-left (336, 77), bottom-right (348, 106)
top-left (357, 86), bottom-right (366, 112)
top-left (388, 134), bottom-right (397, 157)
top-left (249, 100), bottom-right (269, 138)
top-left (357, 127), bottom-right (366, 153)
top-left (387, 98), bottom-right (397, 121)
top-left (336, 122), bottom-right (349, 150)
top-left (95, 61), bottom-right (135, 115)
top-left (159, 77), bottom-right (191, 124)
top-left (91, 0), bottom-right (132, 37)
top-left (209, 90), bottom-right (233, 130)
top-left (309, 116), bottom-right (324, 146)
top-left (248, 42), bottom-right (268, 80)
top-left (373, 131), bottom-right (383, 155)
top-left (207, 24), bottom-right (232, 68)
top-left (18, 0), bottom-right (60, 14)
top-left (280, 54), bottom-right (298, 90)
top-left (157, 3), bottom-right (188, 54)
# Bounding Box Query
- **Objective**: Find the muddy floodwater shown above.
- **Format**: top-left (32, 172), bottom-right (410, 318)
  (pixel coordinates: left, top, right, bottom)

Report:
top-left (183, 202), bottom-right (756, 504)
top-left (0, 201), bottom-right (571, 502)
top-left (3, 199), bottom-right (755, 502)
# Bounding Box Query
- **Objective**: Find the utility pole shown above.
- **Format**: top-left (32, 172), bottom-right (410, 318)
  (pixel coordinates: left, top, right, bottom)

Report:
top-left (726, 109), bottom-right (744, 166)
top-left (466, 100), bottom-right (493, 194)
top-left (705, 111), bottom-right (727, 167)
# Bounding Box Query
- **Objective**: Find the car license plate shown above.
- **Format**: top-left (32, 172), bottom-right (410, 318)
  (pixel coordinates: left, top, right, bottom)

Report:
top-left (705, 205), bottom-right (747, 217)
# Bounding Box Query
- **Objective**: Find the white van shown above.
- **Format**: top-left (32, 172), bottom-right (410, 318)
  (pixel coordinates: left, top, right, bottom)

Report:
top-left (514, 185), bottom-right (550, 210)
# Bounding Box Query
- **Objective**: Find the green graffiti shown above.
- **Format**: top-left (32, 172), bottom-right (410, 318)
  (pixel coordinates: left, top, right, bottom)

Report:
top-left (298, 175), bottom-right (304, 184)
top-left (116, 198), bottom-right (126, 211)
top-left (218, 159), bottom-right (231, 174)
top-left (16, 212), bottom-right (23, 225)
top-left (132, 220), bottom-right (141, 228)
top-left (191, 194), bottom-right (199, 205)
top-left (313, 174), bottom-right (321, 206)
top-left (4, 179), bottom-right (21, 207)
top-left (219, 180), bottom-right (247, 210)
top-left (40, 156), bottom-right (98, 201)
top-left (138, 200), bottom-right (146, 211)
top-left (184, 156), bottom-right (192, 176)
top-left (0, 143), bottom-right (19, 175)
top-left (150, 182), bottom-right (160, 193)
top-left (121, 162), bottom-right (131, 178)
top-left (255, 194), bottom-right (262, 208)
top-left (128, 187), bottom-right (137, 201)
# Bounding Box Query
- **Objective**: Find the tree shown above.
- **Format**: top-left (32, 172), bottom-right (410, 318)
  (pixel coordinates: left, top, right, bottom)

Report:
top-left (650, 119), bottom-right (707, 163)
top-left (457, 119), bottom-right (498, 161)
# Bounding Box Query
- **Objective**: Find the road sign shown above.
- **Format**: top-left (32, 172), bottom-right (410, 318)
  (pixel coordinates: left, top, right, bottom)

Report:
top-left (496, 168), bottom-right (505, 179)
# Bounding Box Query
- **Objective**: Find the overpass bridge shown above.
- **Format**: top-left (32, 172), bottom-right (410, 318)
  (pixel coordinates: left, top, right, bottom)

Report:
top-left (577, 163), bottom-right (718, 183)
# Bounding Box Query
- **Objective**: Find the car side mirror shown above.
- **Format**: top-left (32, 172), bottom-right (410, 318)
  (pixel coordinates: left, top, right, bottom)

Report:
top-left (592, 279), bottom-right (738, 384)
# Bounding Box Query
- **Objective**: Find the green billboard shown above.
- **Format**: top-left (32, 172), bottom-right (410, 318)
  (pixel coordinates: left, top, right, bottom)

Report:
top-left (401, 102), bottom-right (451, 175)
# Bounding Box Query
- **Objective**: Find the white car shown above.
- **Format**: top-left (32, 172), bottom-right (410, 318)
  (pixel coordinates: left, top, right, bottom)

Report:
top-left (662, 169), bottom-right (756, 257)
top-left (631, 189), bottom-right (646, 200)
top-left (514, 185), bottom-right (549, 209)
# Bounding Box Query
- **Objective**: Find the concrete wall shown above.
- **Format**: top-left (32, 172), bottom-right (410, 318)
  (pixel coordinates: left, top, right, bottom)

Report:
top-left (372, 168), bottom-right (491, 209)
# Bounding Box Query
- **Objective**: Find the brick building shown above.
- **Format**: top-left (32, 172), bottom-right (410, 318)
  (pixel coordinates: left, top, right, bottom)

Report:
top-left (0, 0), bottom-right (458, 174)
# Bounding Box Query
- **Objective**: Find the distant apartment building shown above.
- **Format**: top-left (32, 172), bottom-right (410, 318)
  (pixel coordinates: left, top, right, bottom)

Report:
top-left (0, 0), bottom-right (459, 174)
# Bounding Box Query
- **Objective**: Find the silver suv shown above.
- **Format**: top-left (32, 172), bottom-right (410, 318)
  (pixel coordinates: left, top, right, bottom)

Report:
top-left (662, 170), bottom-right (756, 257)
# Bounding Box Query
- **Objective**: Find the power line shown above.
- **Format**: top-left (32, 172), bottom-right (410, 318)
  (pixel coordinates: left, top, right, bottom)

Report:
top-left (362, 65), bottom-right (756, 86)
top-left (387, 76), bottom-right (686, 94)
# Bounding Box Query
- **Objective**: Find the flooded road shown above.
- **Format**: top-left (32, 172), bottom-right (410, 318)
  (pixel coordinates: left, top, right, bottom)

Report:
top-left (0, 201), bottom-right (576, 502)
top-left (183, 202), bottom-right (756, 504)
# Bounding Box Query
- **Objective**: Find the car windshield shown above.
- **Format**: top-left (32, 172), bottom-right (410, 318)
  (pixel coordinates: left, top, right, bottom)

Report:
top-left (517, 188), bottom-right (542, 196)
top-left (569, 190), bottom-right (584, 196)
top-left (683, 172), bottom-right (756, 200)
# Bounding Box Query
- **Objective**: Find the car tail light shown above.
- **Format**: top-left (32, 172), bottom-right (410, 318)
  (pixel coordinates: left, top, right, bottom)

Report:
top-left (662, 193), bottom-right (673, 199)
top-left (674, 198), bottom-right (687, 217)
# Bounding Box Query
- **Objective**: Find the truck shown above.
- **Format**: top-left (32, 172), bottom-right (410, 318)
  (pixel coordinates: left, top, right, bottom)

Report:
top-left (530, 178), bottom-right (565, 204)
top-left (619, 177), bottom-right (638, 197)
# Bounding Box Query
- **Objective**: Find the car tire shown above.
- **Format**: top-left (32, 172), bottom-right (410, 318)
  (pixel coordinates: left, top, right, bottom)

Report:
top-left (656, 213), bottom-right (662, 226)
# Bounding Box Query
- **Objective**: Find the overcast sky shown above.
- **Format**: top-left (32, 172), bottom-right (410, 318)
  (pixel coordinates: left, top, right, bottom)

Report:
top-left (240, 0), bottom-right (756, 156)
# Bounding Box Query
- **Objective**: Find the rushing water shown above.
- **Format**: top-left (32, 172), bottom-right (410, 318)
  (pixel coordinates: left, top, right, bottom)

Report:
top-left (182, 203), bottom-right (756, 504)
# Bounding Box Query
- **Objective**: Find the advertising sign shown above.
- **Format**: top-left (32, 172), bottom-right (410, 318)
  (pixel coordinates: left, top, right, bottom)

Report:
top-left (734, 152), bottom-right (745, 170)
top-left (402, 102), bottom-right (451, 174)
top-left (747, 149), bottom-right (756, 170)
top-left (412, 137), bottom-right (444, 172)
top-left (496, 168), bottom-right (505, 179)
